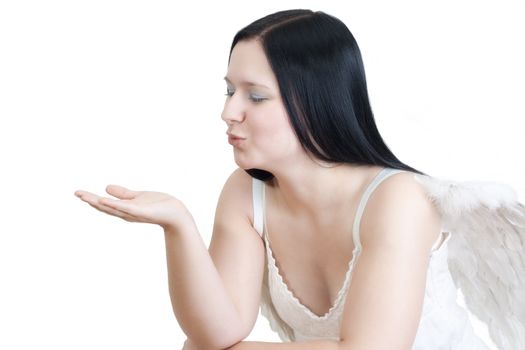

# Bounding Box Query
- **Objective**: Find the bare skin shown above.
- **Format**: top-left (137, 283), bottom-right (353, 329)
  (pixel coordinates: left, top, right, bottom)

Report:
top-left (74, 185), bottom-right (193, 232)
top-left (262, 164), bottom-right (388, 317)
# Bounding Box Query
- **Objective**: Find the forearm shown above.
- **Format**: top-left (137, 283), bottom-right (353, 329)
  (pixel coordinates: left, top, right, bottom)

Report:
top-left (223, 340), bottom-right (343, 350)
top-left (164, 217), bottom-right (245, 350)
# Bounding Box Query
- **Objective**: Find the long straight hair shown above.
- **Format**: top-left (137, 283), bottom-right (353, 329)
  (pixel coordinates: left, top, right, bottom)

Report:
top-left (228, 9), bottom-right (427, 181)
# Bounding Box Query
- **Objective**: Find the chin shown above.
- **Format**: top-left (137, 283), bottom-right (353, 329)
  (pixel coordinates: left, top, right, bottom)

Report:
top-left (233, 156), bottom-right (251, 170)
top-left (234, 156), bottom-right (264, 172)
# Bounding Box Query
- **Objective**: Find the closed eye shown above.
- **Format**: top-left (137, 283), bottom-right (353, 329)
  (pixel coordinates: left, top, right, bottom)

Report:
top-left (224, 89), bottom-right (267, 103)
top-left (249, 94), bottom-right (266, 103)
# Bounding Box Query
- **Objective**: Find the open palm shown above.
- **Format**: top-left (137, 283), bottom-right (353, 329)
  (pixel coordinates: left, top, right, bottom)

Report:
top-left (74, 184), bottom-right (191, 231)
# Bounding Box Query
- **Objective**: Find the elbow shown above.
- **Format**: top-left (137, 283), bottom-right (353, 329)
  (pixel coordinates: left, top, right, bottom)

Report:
top-left (188, 325), bottom-right (248, 350)
top-left (217, 325), bottom-right (251, 350)
top-left (187, 337), bottom-right (240, 350)
top-left (213, 320), bottom-right (250, 350)
top-left (209, 335), bottom-right (245, 350)
top-left (190, 339), bottom-right (239, 350)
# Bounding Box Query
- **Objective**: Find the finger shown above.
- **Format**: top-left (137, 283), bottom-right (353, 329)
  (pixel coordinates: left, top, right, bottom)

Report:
top-left (75, 190), bottom-right (102, 199)
top-left (99, 197), bottom-right (138, 216)
top-left (76, 190), bottom-right (137, 215)
top-left (105, 184), bottom-right (139, 200)
top-left (74, 190), bottom-right (89, 197)
top-left (77, 192), bottom-right (137, 222)
top-left (86, 199), bottom-right (137, 222)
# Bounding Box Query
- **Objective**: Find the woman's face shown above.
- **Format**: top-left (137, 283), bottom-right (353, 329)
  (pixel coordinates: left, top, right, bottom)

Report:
top-left (221, 39), bottom-right (301, 170)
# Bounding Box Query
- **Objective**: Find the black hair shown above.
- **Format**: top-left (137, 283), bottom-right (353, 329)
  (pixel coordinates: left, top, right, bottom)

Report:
top-left (227, 9), bottom-right (427, 181)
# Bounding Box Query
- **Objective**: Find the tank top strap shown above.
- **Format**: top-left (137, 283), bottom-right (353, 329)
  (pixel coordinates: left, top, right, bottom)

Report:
top-left (252, 168), bottom-right (409, 241)
top-left (252, 177), bottom-right (265, 237)
top-left (352, 168), bottom-right (408, 251)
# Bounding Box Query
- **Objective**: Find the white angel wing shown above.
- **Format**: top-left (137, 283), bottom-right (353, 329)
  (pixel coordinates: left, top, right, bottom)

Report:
top-left (414, 173), bottom-right (525, 350)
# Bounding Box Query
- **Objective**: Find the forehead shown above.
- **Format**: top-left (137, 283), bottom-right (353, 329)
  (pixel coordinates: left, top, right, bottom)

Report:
top-left (226, 40), bottom-right (277, 88)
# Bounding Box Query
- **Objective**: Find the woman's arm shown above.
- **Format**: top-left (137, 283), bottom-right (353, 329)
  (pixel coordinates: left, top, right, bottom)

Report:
top-left (164, 220), bottom-right (246, 350)
top-left (74, 178), bottom-right (260, 350)
top-left (172, 169), bottom-right (266, 350)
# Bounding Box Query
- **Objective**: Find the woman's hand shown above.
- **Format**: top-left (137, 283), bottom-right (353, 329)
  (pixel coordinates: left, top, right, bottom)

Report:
top-left (74, 184), bottom-right (192, 232)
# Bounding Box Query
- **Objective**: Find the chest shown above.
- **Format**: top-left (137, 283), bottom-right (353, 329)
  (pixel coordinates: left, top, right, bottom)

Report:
top-left (264, 200), bottom-right (358, 317)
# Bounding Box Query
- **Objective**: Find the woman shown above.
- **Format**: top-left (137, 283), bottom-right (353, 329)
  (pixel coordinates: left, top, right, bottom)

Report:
top-left (74, 9), bottom-right (498, 349)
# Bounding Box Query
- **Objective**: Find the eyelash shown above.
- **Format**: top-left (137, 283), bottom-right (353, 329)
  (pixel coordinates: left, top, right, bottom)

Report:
top-left (225, 89), bottom-right (266, 103)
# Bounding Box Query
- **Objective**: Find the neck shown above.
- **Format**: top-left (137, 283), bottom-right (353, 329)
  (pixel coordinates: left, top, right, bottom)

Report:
top-left (266, 157), bottom-right (379, 218)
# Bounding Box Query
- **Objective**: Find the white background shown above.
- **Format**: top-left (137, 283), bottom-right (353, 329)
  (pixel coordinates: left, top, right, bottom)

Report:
top-left (1, 0), bottom-right (523, 349)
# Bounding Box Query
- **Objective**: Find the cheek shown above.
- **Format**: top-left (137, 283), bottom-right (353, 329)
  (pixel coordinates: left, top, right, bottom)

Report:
top-left (252, 107), bottom-right (299, 151)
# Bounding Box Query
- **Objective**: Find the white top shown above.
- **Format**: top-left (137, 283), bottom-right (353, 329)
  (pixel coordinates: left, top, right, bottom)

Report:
top-left (252, 167), bottom-right (491, 349)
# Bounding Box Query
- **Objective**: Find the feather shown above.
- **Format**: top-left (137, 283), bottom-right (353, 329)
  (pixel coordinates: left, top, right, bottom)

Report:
top-left (413, 173), bottom-right (525, 350)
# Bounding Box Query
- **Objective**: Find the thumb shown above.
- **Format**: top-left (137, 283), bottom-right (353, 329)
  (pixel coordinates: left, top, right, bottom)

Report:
top-left (105, 184), bottom-right (139, 199)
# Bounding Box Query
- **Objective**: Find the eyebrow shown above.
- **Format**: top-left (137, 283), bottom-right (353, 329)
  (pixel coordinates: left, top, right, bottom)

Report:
top-left (223, 76), bottom-right (270, 89)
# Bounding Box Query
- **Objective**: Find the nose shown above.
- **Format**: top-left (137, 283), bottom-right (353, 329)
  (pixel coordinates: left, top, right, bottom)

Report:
top-left (221, 95), bottom-right (246, 125)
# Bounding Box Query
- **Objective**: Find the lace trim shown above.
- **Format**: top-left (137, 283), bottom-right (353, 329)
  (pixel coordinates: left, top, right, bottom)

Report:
top-left (262, 179), bottom-right (364, 320)
top-left (264, 225), bottom-right (362, 320)
top-left (260, 256), bottom-right (296, 342)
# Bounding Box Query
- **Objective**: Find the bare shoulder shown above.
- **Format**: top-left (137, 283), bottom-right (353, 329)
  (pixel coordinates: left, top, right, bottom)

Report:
top-left (359, 170), bottom-right (441, 252)
top-left (217, 167), bottom-right (256, 226)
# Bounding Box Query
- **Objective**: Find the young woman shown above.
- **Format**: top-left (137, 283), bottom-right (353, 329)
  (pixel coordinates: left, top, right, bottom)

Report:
top-left (75, 9), bottom-right (497, 350)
